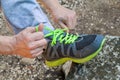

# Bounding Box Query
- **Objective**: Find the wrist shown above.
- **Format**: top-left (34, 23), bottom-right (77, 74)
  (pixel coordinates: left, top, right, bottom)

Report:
top-left (10, 35), bottom-right (17, 55)
top-left (0, 36), bottom-right (16, 55)
top-left (5, 36), bottom-right (17, 55)
top-left (40, 0), bottom-right (62, 12)
top-left (49, 3), bottom-right (62, 12)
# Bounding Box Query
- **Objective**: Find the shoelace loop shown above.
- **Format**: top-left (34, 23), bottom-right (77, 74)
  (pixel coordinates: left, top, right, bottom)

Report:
top-left (36, 26), bottom-right (79, 46)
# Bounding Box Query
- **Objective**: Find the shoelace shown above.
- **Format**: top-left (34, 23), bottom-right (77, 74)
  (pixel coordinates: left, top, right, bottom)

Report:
top-left (36, 26), bottom-right (79, 46)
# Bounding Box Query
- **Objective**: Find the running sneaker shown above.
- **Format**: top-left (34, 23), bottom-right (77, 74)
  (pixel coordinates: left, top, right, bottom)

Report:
top-left (36, 27), bottom-right (106, 67)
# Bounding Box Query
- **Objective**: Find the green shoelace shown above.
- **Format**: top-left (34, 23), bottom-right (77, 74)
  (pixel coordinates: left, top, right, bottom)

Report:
top-left (36, 26), bottom-right (79, 46)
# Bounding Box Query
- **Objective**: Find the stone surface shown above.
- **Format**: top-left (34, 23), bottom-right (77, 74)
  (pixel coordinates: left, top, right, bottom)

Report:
top-left (62, 61), bottom-right (72, 77)
top-left (20, 58), bottom-right (36, 65)
top-left (63, 36), bottom-right (120, 80)
top-left (0, 0), bottom-right (120, 80)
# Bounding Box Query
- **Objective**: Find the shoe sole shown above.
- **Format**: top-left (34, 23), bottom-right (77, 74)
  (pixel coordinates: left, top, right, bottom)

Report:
top-left (45, 38), bottom-right (106, 67)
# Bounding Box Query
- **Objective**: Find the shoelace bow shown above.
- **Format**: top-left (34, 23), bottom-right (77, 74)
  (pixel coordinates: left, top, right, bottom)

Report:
top-left (36, 26), bottom-right (79, 46)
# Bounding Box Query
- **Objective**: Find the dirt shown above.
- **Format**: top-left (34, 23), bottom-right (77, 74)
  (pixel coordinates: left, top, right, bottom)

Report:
top-left (60, 0), bottom-right (120, 36)
top-left (0, 0), bottom-right (120, 80)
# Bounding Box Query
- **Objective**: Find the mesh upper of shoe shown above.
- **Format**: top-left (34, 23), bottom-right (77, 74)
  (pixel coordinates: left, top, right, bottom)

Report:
top-left (44, 33), bottom-right (104, 61)
top-left (35, 26), bottom-right (104, 61)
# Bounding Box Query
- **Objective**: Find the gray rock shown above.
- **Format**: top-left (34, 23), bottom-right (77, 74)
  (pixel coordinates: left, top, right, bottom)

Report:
top-left (20, 58), bottom-right (36, 65)
top-left (62, 35), bottom-right (120, 80)
top-left (62, 61), bottom-right (73, 77)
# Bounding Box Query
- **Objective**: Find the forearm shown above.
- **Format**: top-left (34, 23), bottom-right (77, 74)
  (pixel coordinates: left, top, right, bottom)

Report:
top-left (39, 0), bottom-right (61, 11)
top-left (0, 36), bottom-right (15, 55)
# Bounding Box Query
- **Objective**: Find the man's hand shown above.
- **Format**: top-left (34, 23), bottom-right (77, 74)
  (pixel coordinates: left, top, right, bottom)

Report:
top-left (13, 24), bottom-right (47, 58)
top-left (40, 0), bottom-right (77, 29)
top-left (52, 6), bottom-right (77, 29)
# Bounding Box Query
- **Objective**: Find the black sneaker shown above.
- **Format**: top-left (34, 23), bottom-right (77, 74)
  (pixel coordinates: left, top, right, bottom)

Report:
top-left (36, 27), bottom-right (106, 67)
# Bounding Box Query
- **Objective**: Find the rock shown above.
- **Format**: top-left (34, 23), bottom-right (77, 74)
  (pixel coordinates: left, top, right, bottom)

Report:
top-left (20, 58), bottom-right (35, 65)
top-left (62, 35), bottom-right (120, 80)
top-left (62, 61), bottom-right (72, 77)
top-left (0, 0), bottom-right (120, 80)
top-left (0, 63), bottom-right (7, 70)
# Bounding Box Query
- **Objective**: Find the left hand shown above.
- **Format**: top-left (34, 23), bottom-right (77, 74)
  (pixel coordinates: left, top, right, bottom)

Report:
top-left (13, 24), bottom-right (47, 58)
top-left (51, 6), bottom-right (77, 29)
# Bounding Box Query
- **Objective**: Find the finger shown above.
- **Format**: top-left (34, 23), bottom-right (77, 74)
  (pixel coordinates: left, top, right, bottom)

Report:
top-left (32, 50), bottom-right (43, 57)
top-left (30, 47), bottom-right (44, 54)
top-left (29, 39), bottom-right (47, 50)
top-left (39, 24), bottom-right (44, 31)
top-left (58, 20), bottom-right (69, 32)
top-left (67, 17), bottom-right (73, 29)
top-left (58, 20), bottom-right (67, 28)
top-left (36, 24), bottom-right (44, 32)
top-left (72, 15), bottom-right (77, 29)
top-left (71, 11), bottom-right (77, 29)
top-left (30, 32), bottom-right (44, 41)
top-left (71, 17), bottom-right (74, 29)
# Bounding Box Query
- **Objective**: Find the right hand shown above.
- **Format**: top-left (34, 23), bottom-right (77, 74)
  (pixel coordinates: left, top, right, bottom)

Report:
top-left (13, 24), bottom-right (47, 58)
top-left (51, 6), bottom-right (77, 30)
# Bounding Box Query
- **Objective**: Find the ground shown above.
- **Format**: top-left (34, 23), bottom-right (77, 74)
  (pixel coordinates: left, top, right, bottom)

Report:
top-left (0, 0), bottom-right (120, 80)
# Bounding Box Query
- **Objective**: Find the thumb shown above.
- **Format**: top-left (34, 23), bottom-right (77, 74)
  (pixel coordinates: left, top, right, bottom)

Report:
top-left (36, 24), bottom-right (44, 32)
top-left (26, 24), bottom-right (44, 33)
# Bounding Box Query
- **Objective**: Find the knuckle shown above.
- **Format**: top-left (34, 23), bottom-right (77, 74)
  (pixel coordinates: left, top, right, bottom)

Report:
top-left (26, 36), bottom-right (32, 42)
top-left (38, 40), bottom-right (46, 46)
top-left (20, 31), bottom-right (29, 40)
top-left (20, 33), bottom-right (30, 42)
top-left (40, 32), bottom-right (44, 37)
top-left (28, 43), bottom-right (34, 50)
top-left (20, 31), bottom-right (26, 36)
top-left (71, 12), bottom-right (76, 17)
top-left (42, 39), bottom-right (47, 45)
top-left (36, 32), bottom-right (44, 39)
top-left (39, 50), bottom-right (43, 54)
top-left (26, 27), bottom-right (31, 30)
